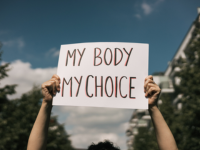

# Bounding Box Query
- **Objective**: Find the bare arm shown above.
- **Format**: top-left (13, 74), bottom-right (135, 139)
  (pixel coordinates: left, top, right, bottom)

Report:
top-left (27, 75), bottom-right (60, 150)
top-left (144, 76), bottom-right (178, 150)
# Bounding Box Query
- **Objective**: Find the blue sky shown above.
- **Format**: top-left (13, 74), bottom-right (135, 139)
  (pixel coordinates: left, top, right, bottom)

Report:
top-left (1, 0), bottom-right (200, 74)
top-left (1, 0), bottom-right (200, 149)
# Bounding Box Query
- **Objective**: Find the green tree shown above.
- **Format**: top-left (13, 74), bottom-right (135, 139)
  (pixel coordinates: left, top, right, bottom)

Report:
top-left (0, 44), bottom-right (74, 150)
top-left (133, 21), bottom-right (200, 150)
top-left (0, 42), bottom-right (16, 111)
top-left (133, 127), bottom-right (158, 150)
top-left (173, 20), bottom-right (200, 150)
top-left (133, 93), bottom-right (183, 150)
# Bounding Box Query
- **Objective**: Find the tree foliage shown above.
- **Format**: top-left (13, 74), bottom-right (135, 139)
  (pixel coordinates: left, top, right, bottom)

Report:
top-left (0, 44), bottom-right (74, 150)
top-left (133, 21), bottom-right (200, 150)
top-left (173, 20), bottom-right (200, 150)
top-left (0, 43), bottom-right (17, 111)
top-left (133, 127), bottom-right (158, 150)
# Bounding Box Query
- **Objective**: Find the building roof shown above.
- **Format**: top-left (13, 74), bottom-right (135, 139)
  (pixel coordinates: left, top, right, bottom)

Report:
top-left (164, 9), bottom-right (200, 76)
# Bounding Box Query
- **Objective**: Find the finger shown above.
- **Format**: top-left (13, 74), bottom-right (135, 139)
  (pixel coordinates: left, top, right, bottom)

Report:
top-left (47, 79), bottom-right (56, 95)
top-left (50, 80), bottom-right (56, 95)
top-left (146, 83), bottom-right (156, 92)
top-left (149, 75), bottom-right (153, 80)
top-left (52, 74), bottom-right (61, 83)
top-left (51, 76), bottom-right (60, 92)
top-left (41, 81), bottom-right (52, 89)
top-left (144, 76), bottom-right (151, 92)
top-left (41, 81), bottom-right (53, 98)
top-left (144, 79), bottom-right (154, 92)
top-left (145, 87), bottom-right (156, 97)
top-left (55, 78), bottom-right (60, 91)
top-left (147, 86), bottom-right (161, 97)
top-left (144, 75), bottom-right (153, 82)
top-left (145, 79), bottom-right (154, 87)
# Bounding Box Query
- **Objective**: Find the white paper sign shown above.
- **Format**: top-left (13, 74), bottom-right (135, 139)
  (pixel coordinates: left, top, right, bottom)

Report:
top-left (53, 42), bottom-right (149, 109)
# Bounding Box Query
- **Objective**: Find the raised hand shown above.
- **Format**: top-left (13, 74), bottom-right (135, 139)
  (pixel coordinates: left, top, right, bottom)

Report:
top-left (41, 74), bottom-right (60, 103)
top-left (144, 75), bottom-right (161, 108)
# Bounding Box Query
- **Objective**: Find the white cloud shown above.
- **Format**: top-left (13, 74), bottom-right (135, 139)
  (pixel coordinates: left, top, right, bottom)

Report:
top-left (46, 47), bottom-right (60, 57)
top-left (134, 0), bottom-right (164, 19)
top-left (2, 37), bottom-right (25, 49)
top-left (53, 106), bottom-right (133, 150)
top-left (0, 60), bottom-right (57, 99)
top-left (0, 60), bottom-right (134, 150)
top-left (71, 132), bottom-right (120, 149)
top-left (142, 2), bottom-right (152, 15)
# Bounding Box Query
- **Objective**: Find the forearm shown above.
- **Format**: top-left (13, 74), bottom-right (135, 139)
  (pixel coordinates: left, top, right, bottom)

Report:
top-left (149, 106), bottom-right (178, 150)
top-left (27, 101), bottom-right (52, 150)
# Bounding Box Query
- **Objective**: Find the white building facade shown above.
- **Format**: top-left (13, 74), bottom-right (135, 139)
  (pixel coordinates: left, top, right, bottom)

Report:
top-left (126, 8), bottom-right (200, 150)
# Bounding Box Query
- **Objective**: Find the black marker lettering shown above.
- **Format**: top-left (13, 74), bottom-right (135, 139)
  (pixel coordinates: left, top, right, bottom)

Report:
top-left (129, 77), bottom-right (136, 99)
top-left (95, 76), bottom-right (103, 97)
top-left (123, 48), bottom-right (133, 66)
top-left (66, 49), bottom-right (76, 66)
top-left (85, 75), bottom-right (93, 98)
top-left (114, 48), bottom-right (123, 66)
top-left (119, 76), bottom-right (127, 98)
top-left (104, 48), bottom-right (112, 65)
top-left (94, 48), bottom-right (102, 66)
top-left (77, 48), bottom-right (86, 66)
top-left (115, 76), bottom-right (118, 97)
top-left (105, 76), bottom-right (113, 97)
top-left (61, 77), bottom-right (72, 97)
top-left (74, 76), bottom-right (83, 97)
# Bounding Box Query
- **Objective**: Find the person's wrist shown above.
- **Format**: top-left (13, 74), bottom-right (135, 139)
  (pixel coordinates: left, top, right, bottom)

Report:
top-left (148, 104), bottom-right (158, 113)
top-left (42, 99), bottom-right (53, 107)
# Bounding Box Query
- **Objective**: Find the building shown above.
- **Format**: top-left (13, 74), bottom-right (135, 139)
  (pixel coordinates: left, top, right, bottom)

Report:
top-left (126, 7), bottom-right (200, 150)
